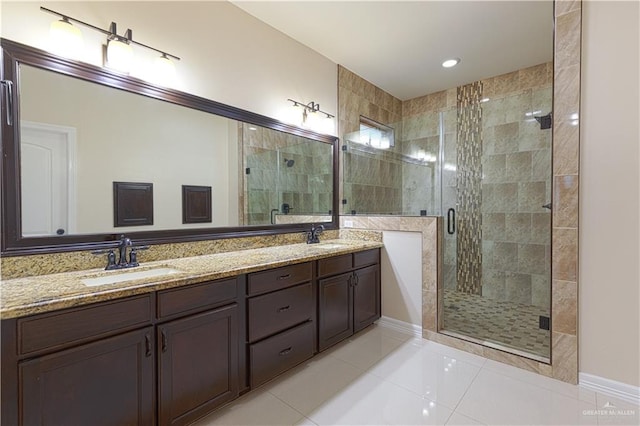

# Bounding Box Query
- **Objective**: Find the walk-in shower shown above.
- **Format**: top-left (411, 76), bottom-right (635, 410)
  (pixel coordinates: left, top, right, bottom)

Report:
top-left (342, 62), bottom-right (553, 361)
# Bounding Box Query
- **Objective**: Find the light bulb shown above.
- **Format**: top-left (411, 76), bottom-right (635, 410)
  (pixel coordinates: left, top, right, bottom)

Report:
top-left (321, 115), bottom-right (334, 134)
top-left (304, 109), bottom-right (322, 131)
top-left (106, 39), bottom-right (133, 73)
top-left (150, 54), bottom-right (176, 86)
top-left (49, 18), bottom-right (83, 60)
top-left (287, 103), bottom-right (303, 126)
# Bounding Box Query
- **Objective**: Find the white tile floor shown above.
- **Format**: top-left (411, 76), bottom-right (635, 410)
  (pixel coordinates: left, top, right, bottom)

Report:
top-left (191, 324), bottom-right (640, 426)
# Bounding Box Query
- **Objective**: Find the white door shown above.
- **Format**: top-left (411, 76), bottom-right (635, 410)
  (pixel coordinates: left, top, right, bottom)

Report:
top-left (20, 121), bottom-right (76, 237)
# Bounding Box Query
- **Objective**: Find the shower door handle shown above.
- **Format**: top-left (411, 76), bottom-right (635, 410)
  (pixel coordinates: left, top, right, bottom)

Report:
top-left (447, 208), bottom-right (456, 235)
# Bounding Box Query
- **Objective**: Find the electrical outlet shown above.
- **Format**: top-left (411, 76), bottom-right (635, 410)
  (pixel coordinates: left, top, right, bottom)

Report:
top-left (343, 220), bottom-right (354, 228)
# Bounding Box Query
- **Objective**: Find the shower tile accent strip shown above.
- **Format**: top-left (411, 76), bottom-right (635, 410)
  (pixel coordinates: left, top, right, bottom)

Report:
top-left (456, 82), bottom-right (484, 295)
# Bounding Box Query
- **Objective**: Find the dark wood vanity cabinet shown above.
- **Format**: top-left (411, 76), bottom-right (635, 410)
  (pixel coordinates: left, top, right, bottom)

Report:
top-left (155, 277), bottom-right (243, 426)
top-left (1, 278), bottom-right (244, 426)
top-left (157, 304), bottom-right (239, 426)
top-left (20, 326), bottom-right (156, 426)
top-left (247, 262), bottom-right (316, 387)
top-left (0, 249), bottom-right (381, 425)
top-left (2, 295), bottom-right (156, 426)
top-left (318, 249), bottom-right (381, 351)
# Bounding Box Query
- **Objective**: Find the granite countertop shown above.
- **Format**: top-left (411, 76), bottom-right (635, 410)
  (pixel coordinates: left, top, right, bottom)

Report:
top-left (0, 239), bottom-right (383, 319)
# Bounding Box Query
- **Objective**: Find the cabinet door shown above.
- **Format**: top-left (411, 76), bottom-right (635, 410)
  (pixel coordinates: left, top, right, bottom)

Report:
top-left (353, 264), bottom-right (381, 333)
top-left (318, 272), bottom-right (353, 351)
top-left (20, 327), bottom-right (155, 426)
top-left (158, 304), bottom-right (239, 426)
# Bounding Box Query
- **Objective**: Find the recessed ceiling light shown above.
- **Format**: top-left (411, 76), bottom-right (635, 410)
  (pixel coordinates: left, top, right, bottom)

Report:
top-left (442, 58), bottom-right (461, 68)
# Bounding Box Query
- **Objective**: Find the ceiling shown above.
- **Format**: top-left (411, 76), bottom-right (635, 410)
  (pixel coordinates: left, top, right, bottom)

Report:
top-left (232, 1), bottom-right (554, 101)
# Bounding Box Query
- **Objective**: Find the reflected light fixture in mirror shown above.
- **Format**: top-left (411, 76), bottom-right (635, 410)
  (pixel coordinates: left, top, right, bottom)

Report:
top-left (48, 17), bottom-right (83, 60)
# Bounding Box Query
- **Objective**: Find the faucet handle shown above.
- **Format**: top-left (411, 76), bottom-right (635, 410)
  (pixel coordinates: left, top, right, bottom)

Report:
top-left (91, 249), bottom-right (117, 270)
top-left (128, 245), bottom-right (149, 267)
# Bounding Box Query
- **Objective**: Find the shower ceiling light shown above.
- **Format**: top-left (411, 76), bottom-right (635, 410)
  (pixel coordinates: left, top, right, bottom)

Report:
top-left (442, 58), bottom-right (461, 68)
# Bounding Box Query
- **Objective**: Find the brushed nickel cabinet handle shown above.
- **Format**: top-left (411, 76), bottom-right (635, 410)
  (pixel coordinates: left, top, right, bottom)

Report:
top-left (161, 331), bottom-right (168, 353)
top-left (277, 274), bottom-right (291, 280)
top-left (277, 305), bottom-right (291, 312)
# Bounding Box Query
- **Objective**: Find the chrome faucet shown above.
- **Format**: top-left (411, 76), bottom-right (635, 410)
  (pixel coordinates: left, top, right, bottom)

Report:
top-left (92, 234), bottom-right (148, 270)
top-left (307, 224), bottom-right (324, 244)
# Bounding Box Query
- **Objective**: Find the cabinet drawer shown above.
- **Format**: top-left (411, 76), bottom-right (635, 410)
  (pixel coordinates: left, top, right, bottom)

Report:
top-left (317, 254), bottom-right (352, 278)
top-left (248, 282), bottom-right (313, 342)
top-left (18, 295), bottom-right (153, 356)
top-left (354, 249), bottom-right (380, 268)
top-left (157, 277), bottom-right (237, 319)
top-left (250, 321), bottom-right (314, 387)
top-left (248, 262), bottom-right (312, 296)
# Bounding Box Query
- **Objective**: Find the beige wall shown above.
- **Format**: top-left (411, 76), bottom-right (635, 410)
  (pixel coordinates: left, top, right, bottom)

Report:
top-left (580, 1), bottom-right (640, 387)
top-left (0, 1), bottom-right (337, 127)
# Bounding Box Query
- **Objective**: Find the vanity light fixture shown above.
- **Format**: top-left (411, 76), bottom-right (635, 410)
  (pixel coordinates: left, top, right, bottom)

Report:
top-left (40, 7), bottom-right (180, 78)
top-left (442, 58), bottom-right (461, 68)
top-left (287, 99), bottom-right (335, 134)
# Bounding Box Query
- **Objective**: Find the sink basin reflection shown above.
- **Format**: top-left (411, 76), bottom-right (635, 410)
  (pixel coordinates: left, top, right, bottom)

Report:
top-left (81, 267), bottom-right (182, 287)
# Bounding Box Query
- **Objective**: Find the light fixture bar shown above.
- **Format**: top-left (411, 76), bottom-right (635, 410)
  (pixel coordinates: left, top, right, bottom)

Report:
top-left (287, 98), bottom-right (334, 119)
top-left (40, 6), bottom-right (180, 61)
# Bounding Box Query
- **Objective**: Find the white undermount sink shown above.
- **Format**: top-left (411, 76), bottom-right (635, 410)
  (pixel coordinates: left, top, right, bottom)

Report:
top-left (81, 267), bottom-right (182, 287)
top-left (313, 243), bottom-right (349, 250)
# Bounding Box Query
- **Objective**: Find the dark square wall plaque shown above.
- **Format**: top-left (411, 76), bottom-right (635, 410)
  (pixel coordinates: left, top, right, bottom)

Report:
top-left (182, 185), bottom-right (212, 224)
top-left (113, 181), bottom-right (154, 227)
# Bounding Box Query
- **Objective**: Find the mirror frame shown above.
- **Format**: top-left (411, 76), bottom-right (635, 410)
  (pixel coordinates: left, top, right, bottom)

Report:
top-left (0, 38), bottom-right (340, 256)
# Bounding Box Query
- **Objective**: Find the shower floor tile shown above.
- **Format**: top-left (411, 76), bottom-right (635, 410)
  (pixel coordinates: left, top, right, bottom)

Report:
top-left (442, 289), bottom-right (550, 359)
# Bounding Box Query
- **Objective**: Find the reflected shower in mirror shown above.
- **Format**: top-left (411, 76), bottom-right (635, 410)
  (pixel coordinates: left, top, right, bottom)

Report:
top-left (18, 64), bottom-right (333, 238)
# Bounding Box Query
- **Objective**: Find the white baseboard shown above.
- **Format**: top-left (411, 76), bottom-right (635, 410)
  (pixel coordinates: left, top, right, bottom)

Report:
top-left (376, 316), bottom-right (423, 339)
top-left (579, 372), bottom-right (640, 405)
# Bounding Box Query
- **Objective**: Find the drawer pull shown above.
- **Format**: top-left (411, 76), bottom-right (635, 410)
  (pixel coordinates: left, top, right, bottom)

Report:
top-left (279, 347), bottom-right (292, 356)
top-left (277, 305), bottom-right (291, 313)
top-left (277, 274), bottom-right (291, 280)
top-left (161, 331), bottom-right (168, 353)
top-left (145, 333), bottom-right (152, 357)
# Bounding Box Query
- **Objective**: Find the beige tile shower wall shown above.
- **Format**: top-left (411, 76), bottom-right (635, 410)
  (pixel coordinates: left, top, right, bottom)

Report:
top-left (480, 62), bottom-right (553, 308)
top-left (338, 66), bottom-right (403, 215)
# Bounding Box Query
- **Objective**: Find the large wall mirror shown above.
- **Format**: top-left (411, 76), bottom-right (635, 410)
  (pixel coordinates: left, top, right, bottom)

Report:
top-left (1, 39), bottom-right (338, 255)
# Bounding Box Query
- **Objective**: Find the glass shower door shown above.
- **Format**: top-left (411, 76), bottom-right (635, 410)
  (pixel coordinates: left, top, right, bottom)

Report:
top-left (440, 78), bottom-right (552, 361)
